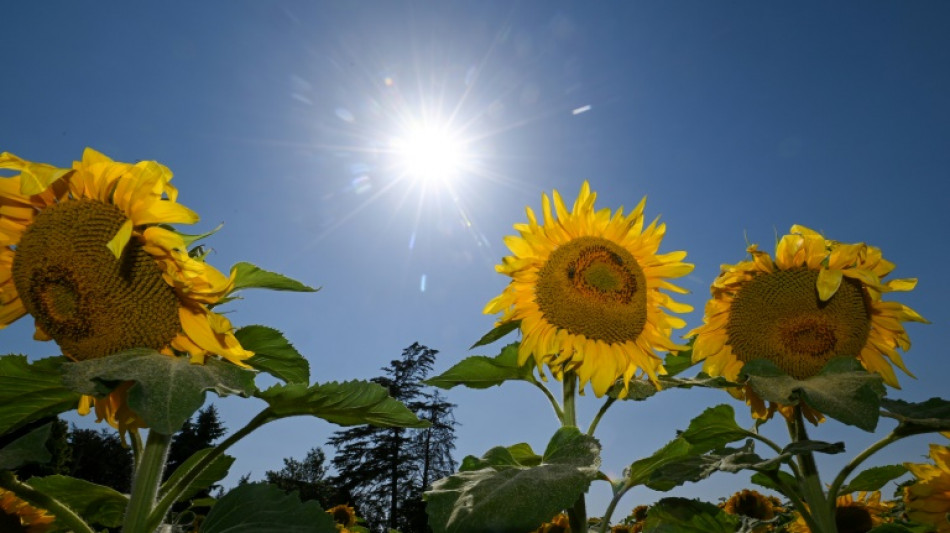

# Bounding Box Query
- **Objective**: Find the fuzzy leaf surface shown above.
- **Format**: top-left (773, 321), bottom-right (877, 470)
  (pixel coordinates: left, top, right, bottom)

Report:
top-left (425, 427), bottom-right (601, 533)
top-left (237, 325), bottom-right (309, 384)
top-left (257, 380), bottom-right (428, 428)
top-left (643, 497), bottom-right (741, 533)
top-left (881, 397), bottom-right (950, 436)
top-left (0, 355), bottom-right (80, 435)
top-left (200, 483), bottom-right (336, 533)
top-left (62, 349), bottom-right (257, 434)
top-left (29, 475), bottom-right (128, 528)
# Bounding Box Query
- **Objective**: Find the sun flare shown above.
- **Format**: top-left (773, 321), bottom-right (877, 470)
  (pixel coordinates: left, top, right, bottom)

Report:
top-left (391, 121), bottom-right (467, 185)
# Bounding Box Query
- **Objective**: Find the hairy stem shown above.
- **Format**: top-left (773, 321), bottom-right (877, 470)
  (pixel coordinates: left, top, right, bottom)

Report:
top-left (562, 371), bottom-right (587, 533)
top-left (123, 430), bottom-right (173, 532)
top-left (787, 406), bottom-right (836, 533)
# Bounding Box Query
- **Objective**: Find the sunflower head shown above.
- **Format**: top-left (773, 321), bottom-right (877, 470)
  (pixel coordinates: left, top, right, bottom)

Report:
top-left (787, 491), bottom-right (892, 533)
top-left (0, 488), bottom-right (56, 533)
top-left (905, 444), bottom-right (950, 532)
top-left (326, 504), bottom-right (358, 528)
top-left (484, 182), bottom-right (693, 396)
top-left (1, 149), bottom-right (254, 435)
top-left (721, 489), bottom-right (779, 520)
top-left (532, 513), bottom-right (571, 533)
top-left (689, 225), bottom-right (927, 421)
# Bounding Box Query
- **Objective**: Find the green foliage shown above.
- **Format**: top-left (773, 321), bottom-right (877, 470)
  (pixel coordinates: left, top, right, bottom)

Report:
top-left (0, 355), bottom-right (81, 435)
top-left (425, 427), bottom-right (601, 533)
top-left (258, 380), bottom-right (429, 428)
top-left (642, 497), bottom-right (741, 533)
top-left (67, 427), bottom-right (134, 493)
top-left (229, 262), bottom-right (318, 293)
top-left (0, 423), bottom-right (52, 470)
top-left (881, 397), bottom-right (950, 436)
top-left (237, 325), bottom-right (310, 384)
top-left (677, 404), bottom-right (751, 453)
top-left (264, 447), bottom-right (342, 509)
top-left (29, 475), bottom-right (129, 528)
top-left (162, 448), bottom-right (235, 503)
top-left (200, 483), bottom-right (337, 533)
top-left (647, 440), bottom-right (774, 491)
top-left (425, 343), bottom-right (533, 390)
top-left (61, 349), bottom-right (257, 434)
top-left (662, 345), bottom-right (697, 377)
top-left (470, 320), bottom-right (521, 349)
top-left (741, 357), bottom-right (886, 431)
top-left (839, 465), bottom-right (909, 494)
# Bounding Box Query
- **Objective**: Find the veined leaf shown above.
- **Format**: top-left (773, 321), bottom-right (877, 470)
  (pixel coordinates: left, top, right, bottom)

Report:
top-left (0, 355), bottom-right (81, 435)
top-left (0, 423), bottom-right (52, 470)
top-left (881, 397), bottom-right (950, 436)
top-left (470, 321), bottom-right (521, 349)
top-left (201, 483), bottom-right (336, 533)
top-left (839, 464), bottom-right (909, 494)
top-left (237, 325), bottom-right (309, 384)
top-left (643, 497), bottom-right (742, 533)
top-left (257, 380), bottom-right (428, 428)
top-left (229, 262), bottom-right (317, 293)
top-left (426, 343), bottom-right (533, 390)
top-left (29, 475), bottom-right (128, 528)
top-left (161, 448), bottom-right (235, 503)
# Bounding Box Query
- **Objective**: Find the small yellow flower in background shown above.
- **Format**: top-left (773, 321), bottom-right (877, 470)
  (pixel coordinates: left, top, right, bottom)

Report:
top-left (905, 444), bottom-right (950, 532)
top-left (326, 504), bottom-right (358, 530)
top-left (531, 512), bottom-right (571, 533)
top-left (721, 489), bottom-right (782, 520)
top-left (787, 491), bottom-right (892, 533)
top-left (0, 149), bottom-right (254, 435)
top-left (484, 182), bottom-right (693, 397)
top-left (0, 487), bottom-right (55, 533)
top-left (689, 225), bottom-right (926, 421)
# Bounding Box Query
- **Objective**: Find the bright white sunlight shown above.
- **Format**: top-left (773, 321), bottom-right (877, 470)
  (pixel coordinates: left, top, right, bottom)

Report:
top-left (391, 121), bottom-right (468, 186)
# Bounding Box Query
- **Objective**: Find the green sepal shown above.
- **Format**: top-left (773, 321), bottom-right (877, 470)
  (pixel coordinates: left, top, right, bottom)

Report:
top-left (0, 422), bottom-right (52, 470)
top-left (881, 397), bottom-right (950, 436)
top-left (741, 357), bottom-right (886, 432)
top-left (200, 483), bottom-right (336, 533)
top-left (470, 320), bottom-right (521, 349)
top-left (0, 355), bottom-right (81, 435)
top-left (237, 325), bottom-right (310, 384)
top-left (160, 448), bottom-right (236, 503)
top-left (425, 343), bottom-right (533, 390)
top-left (61, 349), bottom-right (257, 434)
top-left (642, 497), bottom-right (742, 533)
top-left (839, 464), bottom-right (909, 494)
top-left (28, 475), bottom-right (129, 528)
top-left (256, 380), bottom-right (429, 428)
top-left (229, 262), bottom-right (318, 293)
top-left (425, 427), bottom-right (601, 533)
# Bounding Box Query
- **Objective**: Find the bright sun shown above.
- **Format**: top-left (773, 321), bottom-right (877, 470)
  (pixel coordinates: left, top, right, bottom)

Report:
top-left (391, 122), bottom-right (467, 185)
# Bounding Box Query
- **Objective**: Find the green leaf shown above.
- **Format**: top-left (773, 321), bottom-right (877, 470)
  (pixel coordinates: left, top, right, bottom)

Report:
top-left (839, 465), bottom-right (909, 494)
top-left (658, 373), bottom-right (738, 391)
top-left (200, 483), bottom-right (337, 533)
top-left (257, 380), bottom-right (429, 428)
top-left (425, 344), bottom-right (533, 390)
top-left (646, 440), bottom-right (772, 491)
top-left (642, 497), bottom-right (742, 533)
top-left (425, 427), bottom-right (601, 533)
top-left (781, 440), bottom-right (845, 456)
top-left (29, 475), bottom-right (129, 528)
top-left (229, 262), bottom-right (317, 293)
top-left (237, 325), bottom-right (310, 384)
top-left (175, 223), bottom-right (223, 248)
top-left (0, 355), bottom-right (81, 435)
top-left (867, 525), bottom-right (926, 533)
top-left (677, 404), bottom-right (750, 454)
top-left (662, 345), bottom-right (697, 377)
top-left (0, 423), bottom-right (52, 470)
top-left (751, 470), bottom-right (802, 500)
top-left (161, 448), bottom-right (236, 503)
top-left (626, 438), bottom-right (693, 487)
top-left (607, 378), bottom-right (659, 401)
top-left (741, 357), bottom-right (886, 432)
top-left (881, 397), bottom-right (950, 436)
top-left (61, 349), bottom-right (257, 434)
top-left (470, 320), bottom-right (521, 349)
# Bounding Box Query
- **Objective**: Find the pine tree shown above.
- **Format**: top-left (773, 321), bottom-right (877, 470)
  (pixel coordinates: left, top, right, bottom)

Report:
top-left (327, 342), bottom-right (458, 533)
top-left (68, 427), bottom-right (135, 493)
top-left (264, 447), bottom-right (350, 510)
top-left (166, 404), bottom-right (227, 477)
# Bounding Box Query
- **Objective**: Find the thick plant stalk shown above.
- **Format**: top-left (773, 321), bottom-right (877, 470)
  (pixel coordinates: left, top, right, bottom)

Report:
top-left (123, 430), bottom-right (173, 532)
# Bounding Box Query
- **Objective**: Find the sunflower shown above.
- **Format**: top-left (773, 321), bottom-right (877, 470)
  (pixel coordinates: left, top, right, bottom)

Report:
top-left (531, 513), bottom-right (571, 533)
top-left (0, 148), bottom-right (253, 434)
top-left (0, 488), bottom-right (55, 533)
top-left (484, 182), bottom-right (693, 396)
top-left (688, 225), bottom-right (926, 421)
top-left (787, 491), bottom-right (892, 533)
top-left (326, 504), bottom-right (358, 530)
top-left (722, 489), bottom-right (782, 520)
top-left (904, 443), bottom-right (950, 532)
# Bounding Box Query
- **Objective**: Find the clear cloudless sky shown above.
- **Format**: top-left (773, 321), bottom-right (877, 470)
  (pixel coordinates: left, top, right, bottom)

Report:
top-left (3, 0), bottom-right (949, 519)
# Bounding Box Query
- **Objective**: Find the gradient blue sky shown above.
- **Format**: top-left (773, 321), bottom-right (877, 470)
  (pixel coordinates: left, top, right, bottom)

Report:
top-left (3, 1), bottom-right (949, 518)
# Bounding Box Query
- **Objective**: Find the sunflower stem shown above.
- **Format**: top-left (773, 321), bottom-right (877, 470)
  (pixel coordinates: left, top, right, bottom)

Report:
top-left (124, 429), bottom-right (173, 533)
top-left (598, 480), bottom-right (632, 533)
top-left (787, 406), bottom-right (836, 533)
top-left (562, 371), bottom-right (587, 532)
top-left (149, 410), bottom-right (275, 532)
top-left (587, 396), bottom-right (616, 436)
top-left (530, 377), bottom-right (565, 424)
top-left (827, 431), bottom-right (901, 503)
top-left (0, 470), bottom-right (96, 533)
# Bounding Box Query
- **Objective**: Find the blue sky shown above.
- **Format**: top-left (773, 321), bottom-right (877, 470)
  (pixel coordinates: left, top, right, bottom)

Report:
top-left (3, 1), bottom-right (949, 518)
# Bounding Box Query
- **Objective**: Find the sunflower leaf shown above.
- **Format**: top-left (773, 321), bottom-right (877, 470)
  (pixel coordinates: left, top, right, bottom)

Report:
top-left (229, 262), bottom-right (318, 293)
top-left (257, 380), bottom-right (429, 428)
top-left (0, 355), bottom-right (81, 435)
top-left (642, 497), bottom-right (742, 533)
top-left (161, 448), bottom-right (236, 503)
top-left (175, 223), bottom-right (224, 248)
top-left (780, 440), bottom-right (845, 456)
top-left (425, 427), bottom-right (601, 533)
top-left (28, 475), bottom-right (129, 528)
top-left (677, 404), bottom-right (751, 454)
top-left (741, 357), bottom-right (885, 432)
top-left (751, 470), bottom-right (802, 500)
top-left (0, 422), bottom-right (52, 470)
top-left (236, 325), bottom-right (309, 384)
top-left (663, 341), bottom-right (697, 377)
top-left (61, 349), bottom-right (257, 434)
top-left (200, 482), bottom-right (336, 533)
top-left (880, 397), bottom-right (950, 436)
top-left (646, 440), bottom-right (774, 491)
top-left (425, 343), bottom-right (533, 390)
top-left (838, 464), bottom-right (909, 494)
top-left (470, 320), bottom-right (521, 349)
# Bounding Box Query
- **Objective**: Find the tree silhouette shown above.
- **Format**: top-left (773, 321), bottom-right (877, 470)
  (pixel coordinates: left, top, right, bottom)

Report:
top-left (264, 447), bottom-right (352, 510)
top-left (327, 342), bottom-right (457, 533)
